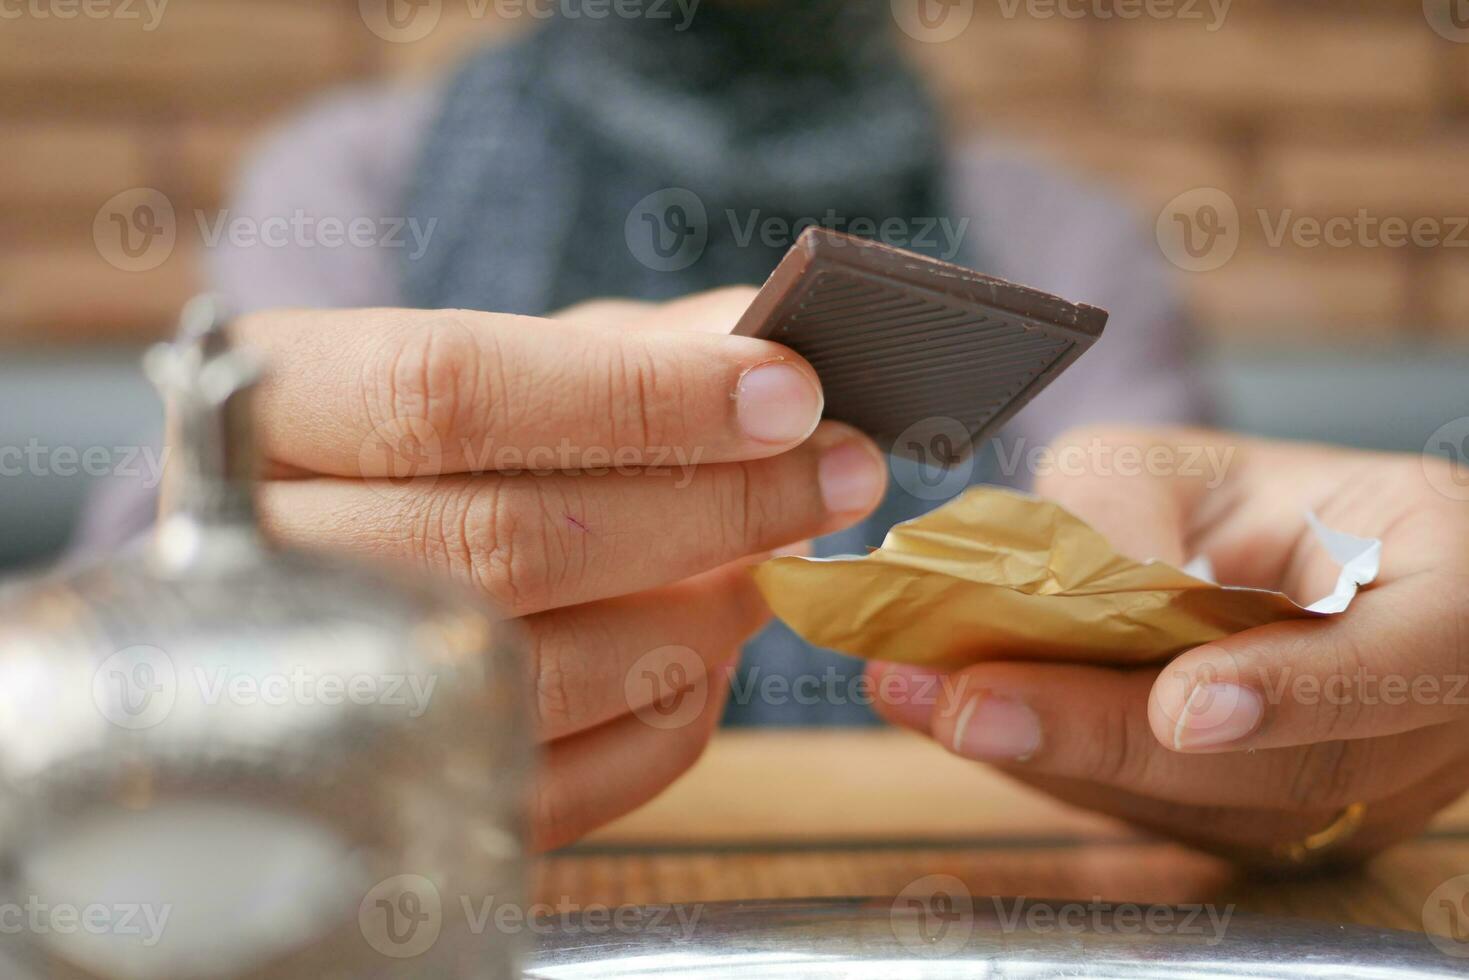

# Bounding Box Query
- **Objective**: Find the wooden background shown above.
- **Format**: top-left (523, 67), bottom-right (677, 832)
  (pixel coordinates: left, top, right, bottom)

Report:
top-left (4, 0), bottom-right (1468, 346)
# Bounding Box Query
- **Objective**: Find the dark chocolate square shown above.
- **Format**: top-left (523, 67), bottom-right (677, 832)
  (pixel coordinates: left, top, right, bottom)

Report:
top-left (734, 228), bottom-right (1108, 465)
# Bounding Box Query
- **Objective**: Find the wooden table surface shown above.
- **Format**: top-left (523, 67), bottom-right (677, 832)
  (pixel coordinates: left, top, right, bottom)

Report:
top-left (536, 730), bottom-right (1469, 946)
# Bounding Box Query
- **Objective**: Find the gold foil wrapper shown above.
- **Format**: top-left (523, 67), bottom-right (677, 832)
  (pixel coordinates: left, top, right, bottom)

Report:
top-left (753, 487), bottom-right (1373, 669)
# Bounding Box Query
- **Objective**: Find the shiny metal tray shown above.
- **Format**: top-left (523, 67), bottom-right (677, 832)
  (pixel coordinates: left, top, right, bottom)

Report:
top-left (526, 897), bottom-right (1466, 978)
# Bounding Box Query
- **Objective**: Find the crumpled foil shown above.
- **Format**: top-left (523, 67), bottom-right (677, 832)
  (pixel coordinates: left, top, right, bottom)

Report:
top-left (753, 487), bottom-right (1380, 668)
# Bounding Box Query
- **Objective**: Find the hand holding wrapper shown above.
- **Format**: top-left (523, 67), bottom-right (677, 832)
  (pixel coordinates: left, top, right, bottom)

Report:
top-left (752, 487), bottom-right (1380, 668)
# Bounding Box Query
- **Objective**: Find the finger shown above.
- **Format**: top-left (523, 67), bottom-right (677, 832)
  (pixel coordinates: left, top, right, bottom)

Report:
top-left (260, 421), bottom-right (888, 616)
top-left (555, 288), bottom-right (758, 335)
top-left (1010, 771), bottom-right (1347, 858)
top-left (235, 302), bottom-right (822, 476)
top-left (1032, 425), bottom-right (1225, 566)
top-left (532, 668), bottom-right (729, 851)
top-left (1010, 760), bottom-right (1467, 871)
top-left (1040, 427), bottom-right (1446, 594)
top-left (1151, 575), bottom-right (1469, 753)
top-left (522, 561), bottom-right (769, 742)
top-left (898, 660), bottom-right (1464, 811)
top-left (552, 299), bottom-right (656, 326)
top-left (633, 286), bottom-right (758, 334)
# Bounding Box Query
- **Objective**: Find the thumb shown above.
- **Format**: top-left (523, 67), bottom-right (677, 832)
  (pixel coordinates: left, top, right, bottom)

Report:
top-left (1149, 576), bottom-right (1466, 753)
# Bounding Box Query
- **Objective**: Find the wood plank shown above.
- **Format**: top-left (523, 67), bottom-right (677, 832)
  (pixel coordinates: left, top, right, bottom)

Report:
top-left (0, 241), bottom-right (197, 346)
top-left (587, 730), bottom-right (1469, 846)
top-left (585, 729), bottom-right (1131, 847)
top-left (1109, 15), bottom-right (1436, 117)
top-left (0, 2), bottom-right (357, 118)
top-left (538, 838), bottom-right (1469, 936)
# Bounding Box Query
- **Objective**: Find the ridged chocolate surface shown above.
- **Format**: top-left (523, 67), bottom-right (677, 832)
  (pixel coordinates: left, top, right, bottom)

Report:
top-left (735, 229), bottom-right (1108, 464)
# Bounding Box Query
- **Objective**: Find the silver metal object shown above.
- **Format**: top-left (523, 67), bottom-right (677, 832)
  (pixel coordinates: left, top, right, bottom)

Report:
top-left (527, 897), bottom-right (1468, 978)
top-left (0, 298), bottom-right (528, 978)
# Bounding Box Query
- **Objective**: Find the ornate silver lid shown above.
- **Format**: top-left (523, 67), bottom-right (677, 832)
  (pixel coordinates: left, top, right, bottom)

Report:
top-left (0, 301), bottom-right (528, 979)
top-left (141, 294), bottom-right (266, 563)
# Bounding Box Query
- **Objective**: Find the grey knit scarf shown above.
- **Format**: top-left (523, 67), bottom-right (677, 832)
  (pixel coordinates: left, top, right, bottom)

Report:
top-left (400, 0), bottom-right (952, 314)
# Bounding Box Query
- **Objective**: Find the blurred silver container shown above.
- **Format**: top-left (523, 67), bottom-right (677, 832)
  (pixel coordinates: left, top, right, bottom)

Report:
top-left (0, 299), bottom-right (528, 979)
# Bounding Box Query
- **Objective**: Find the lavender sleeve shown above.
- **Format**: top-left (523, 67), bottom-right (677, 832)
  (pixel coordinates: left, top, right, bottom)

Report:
top-left (206, 83), bottom-right (440, 315)
top-left (950, 142), bottom-right (1212, 471)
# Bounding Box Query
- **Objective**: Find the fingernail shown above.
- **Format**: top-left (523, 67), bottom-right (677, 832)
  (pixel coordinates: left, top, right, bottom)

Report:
top-left (950, 693), bottom-right (1042, 762)
top-left (1172, 682), bottom-right (1264, 751)
top-left (817, 435), bottom-right (886, 514)
top-left (736, 361), bottom-right (823, 445)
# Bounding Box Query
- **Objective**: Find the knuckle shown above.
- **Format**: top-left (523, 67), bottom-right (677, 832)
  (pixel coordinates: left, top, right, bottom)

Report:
top-left (395, 481), bottom-right (489, 591)
top-left (459, 479), bottom-right (597, 617)
top-left (522, 623), bottom-right (701, 845)
top-left (715, 460), bottom-right (771, 555)
top-left (528, 634), bottom-right (589, 735)
top-left (1085, 698), bottom-right (1150, 788)
top-left (397, 490), bottom-right (449, 575)
top-left (454, 482), bottom-right (551, 617)
top-left (360, 313), bottom-right (491, 441)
